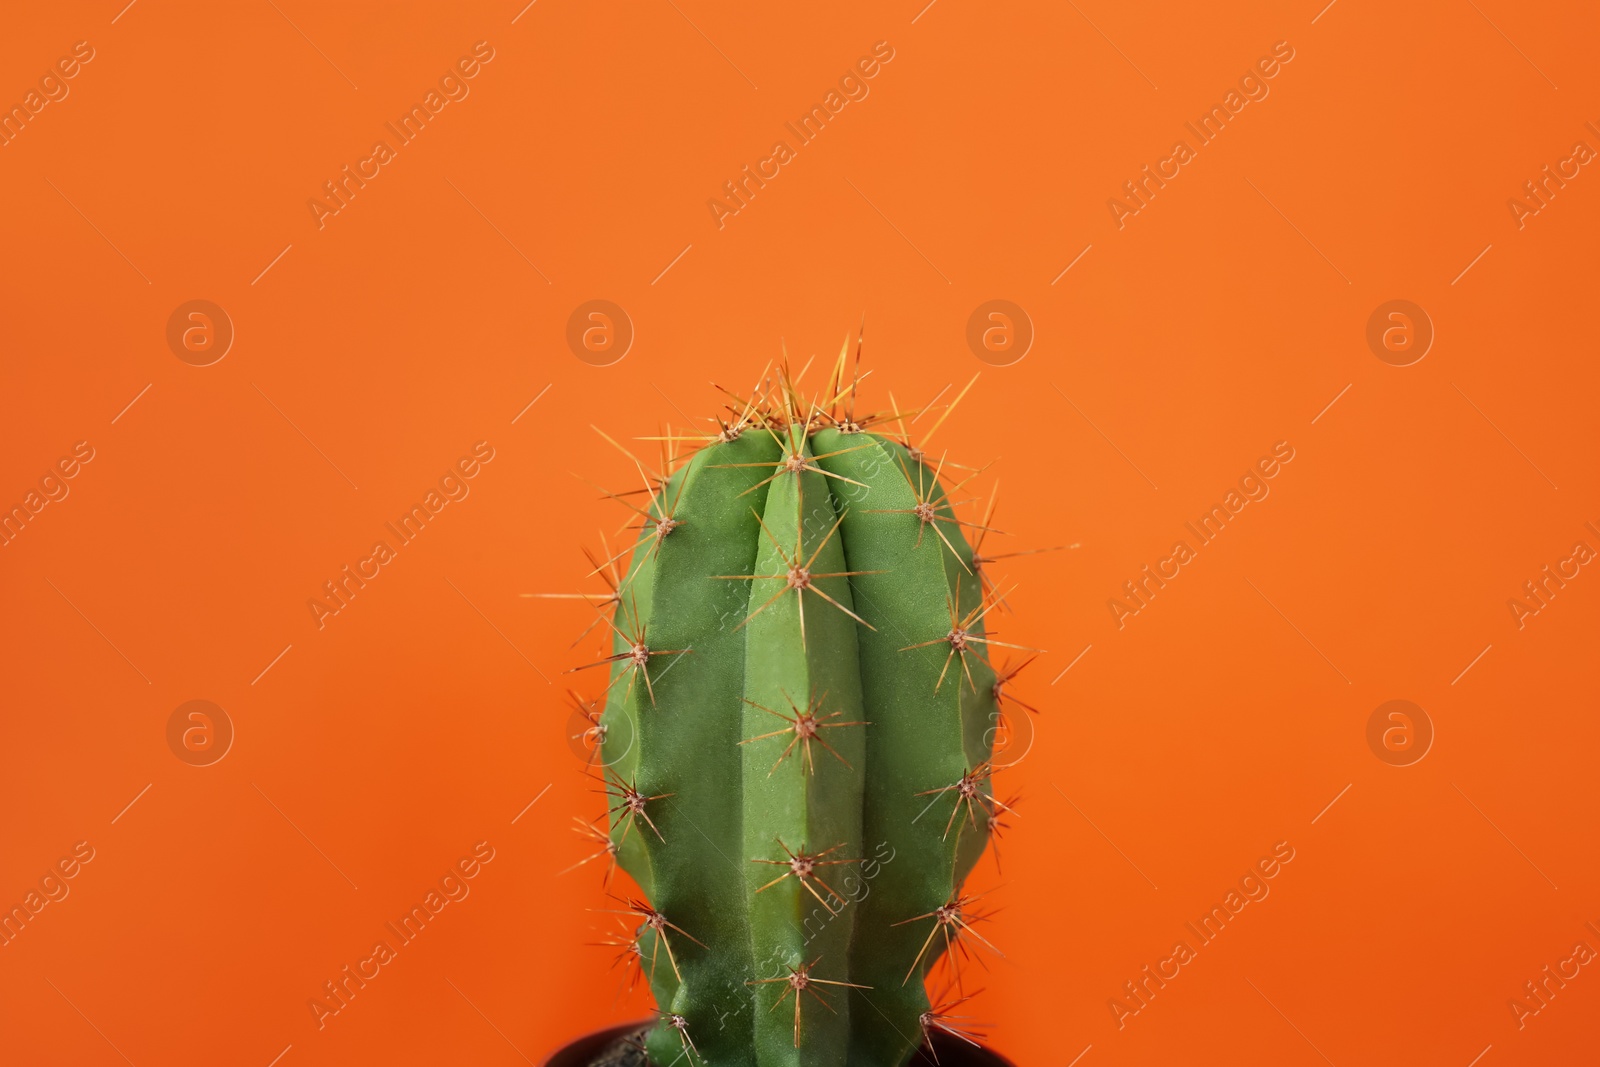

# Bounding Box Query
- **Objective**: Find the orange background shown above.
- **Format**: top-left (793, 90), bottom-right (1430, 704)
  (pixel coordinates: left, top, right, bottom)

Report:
top-left (2, 2), bottom-right (1597, 1065)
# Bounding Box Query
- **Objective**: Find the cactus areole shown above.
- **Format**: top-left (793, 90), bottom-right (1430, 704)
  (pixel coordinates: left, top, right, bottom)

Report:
top-left (567, 351), bottom-right (1033, 1066)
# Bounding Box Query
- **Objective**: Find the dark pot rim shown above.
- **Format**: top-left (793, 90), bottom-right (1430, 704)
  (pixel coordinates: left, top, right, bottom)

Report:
top-left (541, 1019), bottom-right (1017, 1066)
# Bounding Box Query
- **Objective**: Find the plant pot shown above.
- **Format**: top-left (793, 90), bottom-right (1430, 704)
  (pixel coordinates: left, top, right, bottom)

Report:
top-left (542, 1020), bottom-right (1017, 1067)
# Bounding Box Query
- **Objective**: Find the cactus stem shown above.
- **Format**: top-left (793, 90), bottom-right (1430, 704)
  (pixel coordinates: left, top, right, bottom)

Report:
top-left (603, 896), bottom-right (706, 982)
top-left (633, 474), bottom-right (689, 560)
top-left (711, 424), bottom-right (873, 497)
top-left (900, 589), bottom-right (1036, 693)
top-left (567, 594), bottom-right (689, 705)
top-left (560, 815), bottom-right (620, 885)
top-left (738, 691), bottom-right (869, 776)
top-left (893, 891), bottom-right (1003, 990)
top-left (564, 355), bottom-right (1026, 1063)
top-left (747, 957), bottom-right (872, 1049)
top-left (863, 451), bottom-right (997, 573)
top-left (711, 508), bottom-right (881, 645)
top-left (659, 1011), bottom-right (701, 1062)
top-left (751, 840), bottom-right (861, 915)
top-left (915, 761), bottom-right (1013, 840)
top-left (581, 451), bottom-right (689, 563)
top-left (570, 487), bottom-right (677, 575)
top-left (597, 770), bottom-right (673, 844)
top-left (919, 990), bottom-right (987, 1059)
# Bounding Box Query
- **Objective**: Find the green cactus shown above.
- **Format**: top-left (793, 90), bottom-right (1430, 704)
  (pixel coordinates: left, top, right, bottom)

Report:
top-left (570, 355), bottom-right (1028, 1066)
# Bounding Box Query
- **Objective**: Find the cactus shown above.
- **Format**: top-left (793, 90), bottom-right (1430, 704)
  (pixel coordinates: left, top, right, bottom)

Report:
top-left (565, 350), bottom-right (1033, 1066)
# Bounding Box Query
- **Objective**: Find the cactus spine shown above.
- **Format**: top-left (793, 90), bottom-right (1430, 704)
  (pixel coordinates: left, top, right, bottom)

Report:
top-left (574, 354), bottom-right (1023, 1066)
